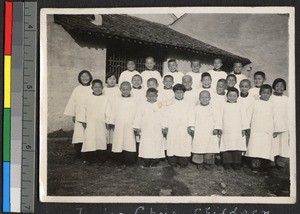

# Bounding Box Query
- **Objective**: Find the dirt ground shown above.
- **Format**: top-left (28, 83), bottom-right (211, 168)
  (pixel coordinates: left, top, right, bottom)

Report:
top-left (47, 130), bottom-right (290, 197)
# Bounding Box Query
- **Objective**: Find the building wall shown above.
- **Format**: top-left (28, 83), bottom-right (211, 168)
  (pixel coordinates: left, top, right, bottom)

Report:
top-left (47, 15), bottom-right (107, 133)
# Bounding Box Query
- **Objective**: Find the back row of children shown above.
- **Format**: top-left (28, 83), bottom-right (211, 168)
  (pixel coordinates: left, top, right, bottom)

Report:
top-left (64, 57), bottom-right (289, 171)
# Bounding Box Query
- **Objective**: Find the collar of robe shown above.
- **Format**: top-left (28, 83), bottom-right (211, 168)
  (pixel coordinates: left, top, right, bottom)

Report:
top-left (226, 101), bottom-right (237, 103)
top-left (213, 68), bottom-right (221, 71)
top-left (133, 86), bottom-right (142, 89)
top-left (240, 92), bottom-right (249, 97)
top-left (164, 86), bottom-right (173, 90)
top-left (122, 95), bottom-right (131, 98)
top-left (202, 86), bottom-right (211, 89)
top-left (233, 72), bottom-right (242, 75)
top-left (185, 88), bottom-right (193, 91)
top-left (218, 91), bottom-right (226, 95)
top-left (273, 92), bottom-right (283, 96)
top-left (146, 68), bottom-right (154, 71)
top-left (92, 92), bottom-right (103, 96)
top-left (106, 85), bottom-right (116, 88)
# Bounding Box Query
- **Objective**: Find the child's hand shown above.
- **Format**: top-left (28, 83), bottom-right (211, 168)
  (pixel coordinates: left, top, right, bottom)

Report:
top-left (246, 129), bottom-right (251, 137)
top-left (72, 116), bottom-right (76, 123)
top-left (133, 128), bottom-right (141, 136)
top-left (273, 132), bottom-right (279, 138)
top-left (213, 129), bottom-right (219, 135)
top-left (187, 126), bottom-right (194, 138)
top-left (82, 122), bottom-right (87, 129)
top-left (242, 130), bottom-right (246, 137)
top-left (108, 124), bottom-right (115, 131)
top-left (162, 128), bottom-right (168, 137)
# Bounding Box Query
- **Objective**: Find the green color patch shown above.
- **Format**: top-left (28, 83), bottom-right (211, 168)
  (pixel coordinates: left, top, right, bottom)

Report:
top-left (3, 108), bottom-right (11, 161)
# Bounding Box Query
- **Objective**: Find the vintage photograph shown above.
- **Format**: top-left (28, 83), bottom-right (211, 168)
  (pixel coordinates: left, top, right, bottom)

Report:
top-left (39, 7), bottom-right (296, 203)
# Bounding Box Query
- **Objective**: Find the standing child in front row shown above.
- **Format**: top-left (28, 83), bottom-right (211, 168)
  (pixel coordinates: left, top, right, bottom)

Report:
top-left (270, 78), bottom-right (289, 169)
top-left (133, 88), bottom-right (165, 167)
top-left (192, 90), bottom-right (222, 170)
top-left (249, 71), bottom-right (266, 100)
top-left (162, 84), bottom-right (195, 168)
top-left (246, 84), bottom-right (277, 170)
top-left (118, 60), bottom-right (140, 86)
top-left (77, 79), bottom-right (111, 165)
top-left (109, 81), bottom-right (137, 166)
top-left (64, 70), bottom-right (93, 159)
top-left (220, 87), bottom-right (249, 170)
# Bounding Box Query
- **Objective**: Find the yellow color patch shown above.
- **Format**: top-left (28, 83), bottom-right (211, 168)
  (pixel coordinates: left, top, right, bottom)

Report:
top-left (4, 55), bottom-right (11, 108)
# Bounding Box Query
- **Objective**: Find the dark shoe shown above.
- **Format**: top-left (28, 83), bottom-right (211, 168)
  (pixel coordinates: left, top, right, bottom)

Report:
top-left (232, 163), bottom-right (241, 171)
top-left (223, 164), bottom-right (231, 170)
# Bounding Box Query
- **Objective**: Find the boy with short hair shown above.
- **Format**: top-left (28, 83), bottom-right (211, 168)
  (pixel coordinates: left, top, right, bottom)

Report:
top-left (207, 58), bottom-right (227, 91)
top-left (109, 81), bottom-right (138, 166)
top-left (141, 57), bottom-right (162, 89)
top-left (133, 88), bottom-right (165, 167)
top-left (186, 59), bottom-right (202, 89)
top-left (131, 74), bottom-right (145, 104)
top-left (226, 74), bottom-right (237, 89)
top-left (211, 79), bottom-right (227, 107)
top-left (159, 75), bottom-right (175, 107)
top-left (249, 71), bottom-right (266, 100)
top-left (199, 72), bottom-right (214, 94)
top-left (230, 61), bottom-right (247, 86)
top-left (163, 59), bottom-right (184, 85)
top-left (118, 60), bottom-right (140, 86)
top-left (182, 74), bottom-right (199, 106)
top-left (162, 84), bottom-right (195, 168)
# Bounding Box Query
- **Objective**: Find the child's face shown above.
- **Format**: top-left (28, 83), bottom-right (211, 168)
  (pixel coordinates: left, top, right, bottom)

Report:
top-left (227, 76), bottom-right (237, 88)
top-left (92, 83), bottom-right (103, 95)
top-left (80, 72), bottom-right (91, 85)
top-left (145, 58), bottom-right (155, 70)
top-left (239, 81), bottom-right (251, 94)
top-left (254, 75), bottom-right (265, 87)
top-left (213, 59), bottom-right (223, 69)
top-left (201, 76), bottom-right (212, 88)
top-left (260, 88), bottom-right (272, 101)
top-left (174, 90), bottom-right (184, 100)
top-left (147, 80), bottom-right (158, 89)
top-left (216, 82), bottom-right (226, 95)
top-left (191, 61), bottom-right (201, 73)
top-left (127, 61), bottom-right (136, 71)
top-left (168, 61), bottom-right (178, 72)
top-left (120, 84), bottom-right (131, 97)
top-left (163, 77), bottom-right (174, 89)
top-left (182, 78), bottom-right (192, 90)
top-left (146, 92), bottom-right (158, 103)
top-left (107, 75), bottom-right (117, 87)
top-left (227, 91), bottom-right (238, 103)
top-left (274, 82), bottom-right (285, 95)
top-left (132, 76), bottom-right (142, 88)
top-left (233, 63), bottom-right (243, 74)
top-left (199, 91), bottom-right (211, 106)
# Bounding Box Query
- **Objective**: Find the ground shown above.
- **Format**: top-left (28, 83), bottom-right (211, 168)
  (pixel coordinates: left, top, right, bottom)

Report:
top-left (47, 130), bottom-right (290, 197)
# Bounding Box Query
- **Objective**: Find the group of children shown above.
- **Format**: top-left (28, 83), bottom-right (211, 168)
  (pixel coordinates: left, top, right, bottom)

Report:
top-left (64, 57), bottom-right (289, 171)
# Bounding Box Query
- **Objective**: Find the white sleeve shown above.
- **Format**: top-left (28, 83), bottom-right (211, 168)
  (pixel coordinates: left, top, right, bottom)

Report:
top-left (213, 106), bottom-right (222, 130)
top-left (76, 97), bottom-right (87, 123)
top-left (133, 105), bottom-right (143, 129)
top-left (64, 88), bottom-right (77, 116)
top-left (105, 99), bottom-right (112, 124)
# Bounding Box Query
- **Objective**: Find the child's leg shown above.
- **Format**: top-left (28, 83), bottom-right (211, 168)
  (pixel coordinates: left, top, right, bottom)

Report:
top-left (96, 149), bottom-right (107, 164)
top-left (232, 151), bottom-right (242, 170)
top-left (168, 156), bottom-right (178, 167)
top-left (221, 151), bottom-right (233, 170)
top-left (192, 153), bottom-right (204, 169)
top-left (73, 143), bottom-right (83, 158)
top-left (82, 151), bottom-right (96, 165)
top-left (150, 158), bottom-right (160, 167)
top-left (178, 156), bottom-right (189, 168)
top-left (204, 154), bottom-right (215, 169)
top-left (141, 158), bottom-right (151, 167)
top-left (112, 152), bottom-right (124, 165)
top-left (123, 151), bottom-right (137, 166)
top-left (251, 158), bottom-right (261, 170)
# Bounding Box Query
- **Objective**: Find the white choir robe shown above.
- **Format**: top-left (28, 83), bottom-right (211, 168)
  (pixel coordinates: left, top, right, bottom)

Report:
top-left (238, 94), bottom-right (255, 126)
top-left (246, 100), bottom-right (276, 161)
top-left (270, 95), bottom-right (289, 158)
top-left (230, 72), bottom-right (248, 86)
top-left (163, 71), bottom-right (184, 85)
top-left (249, 87), bottom-right (261, 100)
top-left (193, 104), bottom-right (222, 154)
top-left (158, 88), bottom-right (175, 108)
top-left (133, 101), bottom-right (165, 159)
top-left (184, 89), bottom-right (199, 106)
top-left (118, 70), bottom-right (140, 86)
top-left (207, 69), bottom-right (228, 92)
top-left (162, 99), bottom-right (195, 157)
top-left (141, 70), bottom-right (162, 88)
top-left (211, 92), bottom-right (227, 109)
top-left (77, 93), bottom-right (111, 152)
top-left (103, 86), bottom-right (121, 106)
top-left (186, 71), bottom-right (202, 89)
top-left (131, 87), bottom-right (146, 104)
top-left (220, 102), bottom-right (249, 152)
top-left (110, 96), bottom-right (137, 153)
top-left (64, 85), bottom-right (92, 144)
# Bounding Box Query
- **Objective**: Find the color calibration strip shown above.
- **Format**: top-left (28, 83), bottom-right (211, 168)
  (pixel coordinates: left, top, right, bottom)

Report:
top-left (3, 1), bottom-right (13, 213)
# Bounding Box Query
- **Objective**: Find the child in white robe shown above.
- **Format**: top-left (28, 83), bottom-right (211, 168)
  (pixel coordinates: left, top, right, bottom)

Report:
top-left (64, 70), bottom-right (93, 159)
top-left (246, 84), bottom-right (277, 170)
top-left (226, 74), bottom-right (238, 90)
top-left (141, 57), bottom-right (162, 89)
top-left (249, 71), bottom-right (266, 100)
top-left (163, 59), bottom-right (184, 85)
top-left (133, 88), bottom-right (165, 167)
top-left (109, 81), bottom-right (137, 166)
top-left (192, 90), bottom-right (222, 170)
top-left (207, 58), bottom-right (227, 91)
top-left (270, 78), bottom-right (289, 169)
top-left (211, 79), bottom-right (227, 108)
top-left (131, 74), bottom-right (145, 104)
top-left (77, 79), bottom-right (111, 165)
top-left (220, 87), bottom-right (249, 170)
top-left (230, 61), bottom-right (247, 86)
top-left (238, 79), bottom-right (255, 127)
top-left (118, 60), bottom-right (140, 86)
top-left (103, 72), bottom-right (121, 105)
top-left (162, 84), bottom-right (195, 167)
top-left (186, 59), bottom-right (202, 89)
top-left (159, 75), bottom-right (175, 108)
top-left (182, 74), bottom-right (199, 106)
top-left (198, 72), bottom-right (214, 94)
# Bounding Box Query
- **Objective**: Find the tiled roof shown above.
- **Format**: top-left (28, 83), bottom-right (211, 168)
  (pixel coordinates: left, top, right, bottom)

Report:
top-left (54, 14), bottom-right (251, 64)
